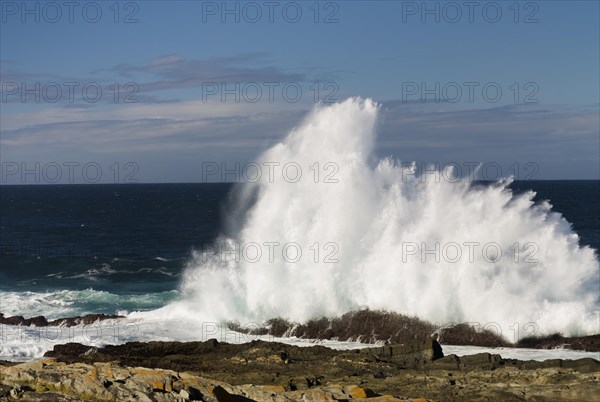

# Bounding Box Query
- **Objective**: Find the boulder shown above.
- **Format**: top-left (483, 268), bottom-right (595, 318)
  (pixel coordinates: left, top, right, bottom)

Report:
top-left (359, 337), bottom-right (444, 367)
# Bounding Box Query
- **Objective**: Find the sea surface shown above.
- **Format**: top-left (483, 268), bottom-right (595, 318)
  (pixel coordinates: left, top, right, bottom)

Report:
top-left (0, 183), bottom-right (231, 317)
top-left (1, 181), bottom-right (598, 318)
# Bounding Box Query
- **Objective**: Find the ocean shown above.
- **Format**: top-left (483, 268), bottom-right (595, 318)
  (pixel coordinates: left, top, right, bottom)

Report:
top-left (1, 99), bottom-right (599, 361)
top-left (1, 180), bottom-right (598, 361)
top-left (0, 183), bottom-right (232, 317)
top-left (1, 181), bottom-right (598, 318)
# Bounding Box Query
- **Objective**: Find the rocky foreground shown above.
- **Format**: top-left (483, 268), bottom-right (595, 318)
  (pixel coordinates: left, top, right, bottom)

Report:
top-left (1, 338), bottom-right (599, 401)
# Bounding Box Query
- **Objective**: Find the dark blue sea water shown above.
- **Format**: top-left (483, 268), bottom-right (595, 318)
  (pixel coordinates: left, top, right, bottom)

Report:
top-left (0, 183), bottom-right (232, 290)
top-left (0, 181), bottom-right (598, 317)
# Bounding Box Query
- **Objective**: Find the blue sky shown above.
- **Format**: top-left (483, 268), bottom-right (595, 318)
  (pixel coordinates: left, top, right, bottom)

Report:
top-left (1, 0), bottom-right (598, 183)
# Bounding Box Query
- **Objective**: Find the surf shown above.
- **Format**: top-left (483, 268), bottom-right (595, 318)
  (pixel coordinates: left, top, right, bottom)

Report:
top-left (147, 97), bottom-right (598, 340)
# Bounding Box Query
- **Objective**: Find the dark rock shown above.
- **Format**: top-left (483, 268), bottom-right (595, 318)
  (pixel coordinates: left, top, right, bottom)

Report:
top-left (0, 312), bottom-right (123, 327)
top-left (212, 385), bottom-right (232, 401)
top-left (187, 386), bottom-right (204, 400)
top-left (231, 310), bottom-right (437, 344)
top-left (48, 313), bottom-right (123, 326)
top-left (28, 316), bottom-right (49, 326)
top-left (517, 333), bottom-right (600, 352)
top-left (0, 315), bottom-right (25, 326)
top-left (500, 356), bottom-right (600, 374)
top-left (285, 379), bottom-right (297, 391)
top-left (513, 358), bottom-right (564, 370)
top-left (212, 385), bottom-right (253, 401)
top-left (431, 354), bottom-right (461, 370)
top-left (45, 342), bottom-right (97, 360)
top-left (0, 384), bottom-right (11, 398)
top-left (305, 375), bottom-right (324, 387)
top-left (562, 358), bottom-right (600, 374)
top-left (438, 323), bottom-right (509, 347)
top-left (359, 337), bottom-right (443, 368)
top-left (460, 353), bottom-right (504, 370)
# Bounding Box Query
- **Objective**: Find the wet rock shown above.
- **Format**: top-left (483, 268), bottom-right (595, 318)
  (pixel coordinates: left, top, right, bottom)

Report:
top-left (45, 343), bottom-right (98, 361)
top-left (438, 323), bottom-right (510, 347)
top-left (27, 316), bottom-right (49, 326)
top-left (517, 333), bottom-right (600, 352)
top-left (0, 313), bottom-right (123, 327)
top-left (0, 314), bottom-right (26, 326)
top-left (48, 314), bottom-right (123, 326)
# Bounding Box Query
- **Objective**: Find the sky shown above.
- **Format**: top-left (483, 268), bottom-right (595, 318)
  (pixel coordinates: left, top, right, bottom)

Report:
top-left (0, 0), bottom-right (598, 183)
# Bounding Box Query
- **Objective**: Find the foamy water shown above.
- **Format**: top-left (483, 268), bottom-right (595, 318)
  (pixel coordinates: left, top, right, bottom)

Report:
top-left (2, 317), bottom-right (598, 362)
top-left (146, 98), bottom-right (599, 339)
top-left (0, 289), bottom-right (179, 320)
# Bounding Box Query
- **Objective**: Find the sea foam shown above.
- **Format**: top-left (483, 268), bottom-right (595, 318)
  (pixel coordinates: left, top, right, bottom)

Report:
top-left (146, 98), bottom-right (599, 340)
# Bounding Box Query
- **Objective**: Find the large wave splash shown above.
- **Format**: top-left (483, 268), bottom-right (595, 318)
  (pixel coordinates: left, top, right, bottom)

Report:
top-left (149, 98), bottom-right (599, 339)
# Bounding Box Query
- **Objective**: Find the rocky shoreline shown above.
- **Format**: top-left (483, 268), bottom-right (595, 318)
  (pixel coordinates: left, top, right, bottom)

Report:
top-left (227, 310), bottom-right (600, 352)
top-left (2, 310), bottom-right (599, 351)
top-left (0, 313), bottom-right (123, 328)
top-left (1, 338), bottom-right (599, 401)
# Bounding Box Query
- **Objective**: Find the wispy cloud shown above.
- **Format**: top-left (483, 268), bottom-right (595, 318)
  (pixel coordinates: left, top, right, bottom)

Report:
top-left (107, 53), bottom-right (305, 87)
top-left (3, 100), bottom-right (597, 165)
top-left (1, 54), bottom-right (310, 106)
top-left (375, 102), bottom-right (599, 178)
top-left (1, 100), bottom-right (306, 154)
